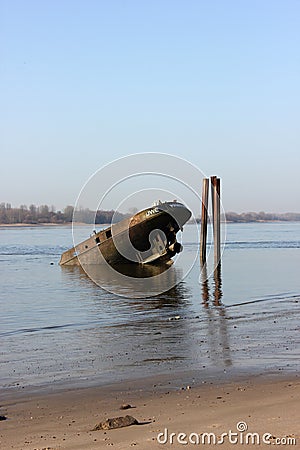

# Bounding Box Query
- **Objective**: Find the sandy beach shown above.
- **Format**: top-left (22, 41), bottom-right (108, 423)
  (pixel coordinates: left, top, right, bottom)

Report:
top-left (1, 375), bottom-right (299, 449)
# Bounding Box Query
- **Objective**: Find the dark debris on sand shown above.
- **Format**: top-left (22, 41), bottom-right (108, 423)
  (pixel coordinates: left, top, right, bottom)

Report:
top-left (92, 415), bottom-right (139, 431)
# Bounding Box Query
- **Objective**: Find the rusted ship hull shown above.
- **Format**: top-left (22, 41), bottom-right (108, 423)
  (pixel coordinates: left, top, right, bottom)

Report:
top-left (59, 201), bottom-right (191, 266)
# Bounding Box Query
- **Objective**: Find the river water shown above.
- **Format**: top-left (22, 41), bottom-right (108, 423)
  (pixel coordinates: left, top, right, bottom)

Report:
top-left (0, 222), bottom-right (299, 392)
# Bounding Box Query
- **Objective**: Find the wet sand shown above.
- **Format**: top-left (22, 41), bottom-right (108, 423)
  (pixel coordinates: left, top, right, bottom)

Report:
top-left (1, 375), bottom-right (299, 449)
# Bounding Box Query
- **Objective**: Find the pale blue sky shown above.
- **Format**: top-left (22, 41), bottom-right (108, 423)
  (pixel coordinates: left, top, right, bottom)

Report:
top-left (1, 0), bottom-right (299, 212)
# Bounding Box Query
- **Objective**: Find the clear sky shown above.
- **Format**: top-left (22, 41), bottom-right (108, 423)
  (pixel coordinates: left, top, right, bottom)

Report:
top-left (1, 0), bottom-right (299, 213)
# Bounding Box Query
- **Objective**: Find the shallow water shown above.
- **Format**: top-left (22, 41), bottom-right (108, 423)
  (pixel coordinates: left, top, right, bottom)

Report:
top-left (0, 223), bottom-right (299, 391)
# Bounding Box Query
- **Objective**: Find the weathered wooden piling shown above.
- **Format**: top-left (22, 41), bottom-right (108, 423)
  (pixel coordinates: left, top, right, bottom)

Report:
top-left (200, 178), bottom-right (209, 263)
top-left (211, 176), bottom-right (221, 264)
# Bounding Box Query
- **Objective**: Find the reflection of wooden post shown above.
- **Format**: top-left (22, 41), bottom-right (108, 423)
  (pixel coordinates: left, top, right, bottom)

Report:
top-left (200, 178), bottom-right (209, 264)
top-left (211, 176), bottom-right (221, 264)
top-left (201, 261), bottom-right (209, 307)
top-left (213, 262), bottom-right (222, 306)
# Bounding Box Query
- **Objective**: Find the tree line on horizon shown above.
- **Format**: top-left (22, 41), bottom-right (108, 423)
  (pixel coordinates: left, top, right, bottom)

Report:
top-left (223, 211), bottom-right (300, 222)
top-left (1, 203), bottom-right (300, 224)
top-left (0, 203), bottom-right (127, 224)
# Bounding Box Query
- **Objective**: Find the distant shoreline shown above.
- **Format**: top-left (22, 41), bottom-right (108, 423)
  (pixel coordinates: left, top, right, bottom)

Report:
top-left (222, 219), bottom-right (300, 223)
top-left (0, 222), bottom-right (70, 228)
top-left (2, 203), bottom-right (300, 226)
top-left (0, 222), bottom-right (88, 228)
top-left (1, 219), bottom-right (300, 229)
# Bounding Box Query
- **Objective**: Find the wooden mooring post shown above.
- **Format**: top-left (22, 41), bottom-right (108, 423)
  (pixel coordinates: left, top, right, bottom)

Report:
top-left (200, 176), bottom-right (221, 265)
top-left (211, 176), bottom-right (221, 264)
top-left (200, 178), bottom-right (209, 264)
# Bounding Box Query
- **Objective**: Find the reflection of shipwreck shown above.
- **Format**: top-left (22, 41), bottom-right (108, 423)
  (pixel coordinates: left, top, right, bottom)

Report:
top-left (59, 201), bottom-right (191, 266)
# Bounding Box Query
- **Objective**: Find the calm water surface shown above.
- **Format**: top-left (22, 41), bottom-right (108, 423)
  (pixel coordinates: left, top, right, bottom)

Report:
top-left (0, 223), bottom-right (299, 391)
